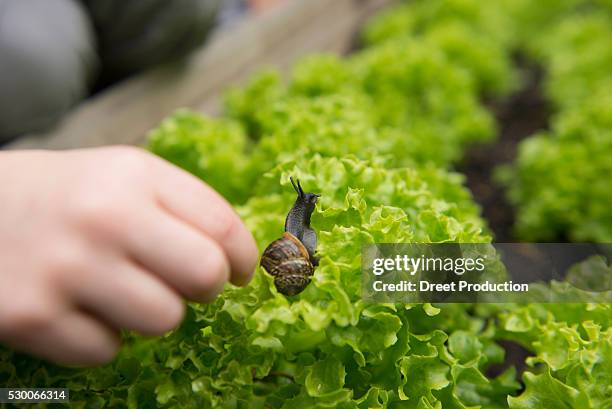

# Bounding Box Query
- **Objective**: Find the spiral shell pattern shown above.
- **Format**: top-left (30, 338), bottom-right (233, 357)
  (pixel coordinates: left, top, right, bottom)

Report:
top-left (260, 232), bottom-right (314, 295)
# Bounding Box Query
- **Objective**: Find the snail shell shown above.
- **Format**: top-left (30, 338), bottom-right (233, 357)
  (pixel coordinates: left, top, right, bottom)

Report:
top-left (260, 232), bottom-right (314, 296)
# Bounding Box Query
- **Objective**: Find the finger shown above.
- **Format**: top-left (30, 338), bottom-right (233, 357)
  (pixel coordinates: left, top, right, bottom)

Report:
top-left (121, 207), bottom-right (231, 302)
top-left (68, 259), bottom-right (185, 336)
top-left (151, 158), bottom-right (258, 286)
top-left (7, 309), bottom-right (120, 367)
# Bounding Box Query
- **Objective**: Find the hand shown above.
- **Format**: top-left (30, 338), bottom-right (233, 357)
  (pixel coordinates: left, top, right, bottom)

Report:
top-left (0, 146), bottom-right (258, 366)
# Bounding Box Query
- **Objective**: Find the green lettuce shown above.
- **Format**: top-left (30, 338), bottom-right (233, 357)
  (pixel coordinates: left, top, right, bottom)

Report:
top-left (1, 156), bottom-right (511, 408)
top-left (498, 306), bottom-right (612, 408)
top-left (531, 13), bottom-right (612, 110)
top-left (362, 0), bottom-right (515, 50)
top-left (500, 91), bottom-right (612, 242)
top-left (148, 110), bottom-right (251, 203)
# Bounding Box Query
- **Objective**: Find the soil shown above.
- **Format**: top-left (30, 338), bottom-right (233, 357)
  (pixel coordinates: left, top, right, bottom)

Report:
top-left (461, 59), bottom-right (551, 382)
top-left (457, 59), bottom-right (550, 242)
top-left (486, 340), bottom-right (532, 381)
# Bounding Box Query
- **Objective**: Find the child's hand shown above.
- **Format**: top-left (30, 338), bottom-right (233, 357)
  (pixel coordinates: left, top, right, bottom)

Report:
top-left (0, 147), bottom-right (258, 366)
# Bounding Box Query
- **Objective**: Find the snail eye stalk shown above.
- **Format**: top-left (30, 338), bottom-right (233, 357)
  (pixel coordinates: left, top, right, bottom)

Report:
top-left (290, 176), bottom-right (305, 198)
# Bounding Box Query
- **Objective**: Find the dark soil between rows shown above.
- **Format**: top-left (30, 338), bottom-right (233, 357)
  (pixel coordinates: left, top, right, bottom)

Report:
top-left (458, 60), bottom-right (550, 242)
top-left (461, 60), bottom-right (551, 381)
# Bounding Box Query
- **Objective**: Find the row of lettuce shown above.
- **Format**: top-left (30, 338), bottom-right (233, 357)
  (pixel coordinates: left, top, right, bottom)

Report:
top-left (500, 2), bottom-right (612, 242)
top-left (1, 1), bottom-right (610, 408)
top-left (149, 1), bottom-right (520, 205)
top-left (492, 4), bottom-right (612, 404)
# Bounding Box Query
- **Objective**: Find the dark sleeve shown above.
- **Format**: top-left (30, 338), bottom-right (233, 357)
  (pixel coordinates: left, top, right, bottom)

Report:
top-left (81, 0), bottom-right (221, 82)
top-left (0, 0), bottom-right (98, 143)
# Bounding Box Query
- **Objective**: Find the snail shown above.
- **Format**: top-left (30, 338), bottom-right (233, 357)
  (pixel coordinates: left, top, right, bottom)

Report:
top-left (260, 177), bottom-right (320, 295)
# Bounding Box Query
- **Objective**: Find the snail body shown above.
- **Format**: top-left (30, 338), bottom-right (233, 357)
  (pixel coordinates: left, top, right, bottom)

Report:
top-left (260, 178), bottom-right (320, 295)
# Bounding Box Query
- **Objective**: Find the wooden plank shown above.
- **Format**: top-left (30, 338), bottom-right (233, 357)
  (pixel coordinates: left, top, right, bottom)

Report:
top-left (7, 0), bottom-right (395, 150)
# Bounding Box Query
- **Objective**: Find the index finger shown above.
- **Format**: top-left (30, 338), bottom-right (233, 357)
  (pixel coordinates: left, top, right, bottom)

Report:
top-left (150, 155), bottom-right (258, 286)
